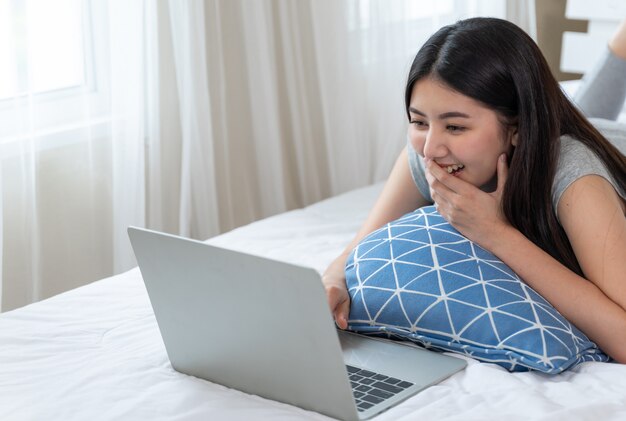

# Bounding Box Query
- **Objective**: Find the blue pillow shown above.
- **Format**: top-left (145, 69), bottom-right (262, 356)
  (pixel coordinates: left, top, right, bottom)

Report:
top-left (345, 206), bottom-right (609, 373)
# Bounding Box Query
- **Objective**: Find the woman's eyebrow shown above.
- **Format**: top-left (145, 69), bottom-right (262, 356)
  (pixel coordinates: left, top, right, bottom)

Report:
top-left (409, 107), bottom-right (426, 116)
top-left (439, 111), bottom-right (470, 119)
top-left (409, 107), bottom-right (470, 119)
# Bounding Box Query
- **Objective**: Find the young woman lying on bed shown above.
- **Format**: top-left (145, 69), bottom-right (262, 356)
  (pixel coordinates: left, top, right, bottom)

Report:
top-left (323, 17), bottom-right (626, 364)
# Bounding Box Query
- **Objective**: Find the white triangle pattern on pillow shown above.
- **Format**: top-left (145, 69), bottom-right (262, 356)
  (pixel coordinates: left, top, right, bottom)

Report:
top-left (345, 206), bottom-right (609, 373)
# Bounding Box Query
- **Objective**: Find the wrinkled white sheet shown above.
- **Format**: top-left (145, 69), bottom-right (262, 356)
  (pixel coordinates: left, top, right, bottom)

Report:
top-left (1, 183), bottom-right (625, 421)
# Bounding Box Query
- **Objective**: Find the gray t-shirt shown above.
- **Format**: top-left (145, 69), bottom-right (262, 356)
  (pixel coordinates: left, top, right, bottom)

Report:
top-left (407, 119), bottom-right (626, 221)
top-left (553, 119), bottom-right (625, 219)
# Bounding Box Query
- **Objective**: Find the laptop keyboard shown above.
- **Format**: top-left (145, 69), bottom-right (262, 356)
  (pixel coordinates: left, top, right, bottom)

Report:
top-left (346, 365), bottom-right (414, 412)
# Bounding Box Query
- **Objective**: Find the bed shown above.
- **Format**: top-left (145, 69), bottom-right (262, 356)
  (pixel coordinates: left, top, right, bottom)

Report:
top-left (1, 181), bottom-right (625, 421)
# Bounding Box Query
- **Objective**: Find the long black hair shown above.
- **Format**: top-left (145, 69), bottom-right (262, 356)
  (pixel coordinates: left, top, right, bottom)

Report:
top-left (404, 17), bottom-right (626, 276)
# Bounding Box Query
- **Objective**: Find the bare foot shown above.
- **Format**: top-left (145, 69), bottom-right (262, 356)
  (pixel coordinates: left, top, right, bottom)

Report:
top-left (609, 18), bottom-right (626, 60)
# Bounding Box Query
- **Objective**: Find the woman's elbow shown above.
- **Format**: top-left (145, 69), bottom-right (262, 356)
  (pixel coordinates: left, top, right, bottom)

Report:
top-left (602, 333), bottom-right (626, 364)
top-left (609, 349), bottom-right (626, 364)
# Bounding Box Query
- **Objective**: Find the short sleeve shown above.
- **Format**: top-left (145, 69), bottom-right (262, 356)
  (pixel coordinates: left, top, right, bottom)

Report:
top-left (552, 136), bottom-right (625, 221)
top-left (406, 136), bottom-right (432, 202)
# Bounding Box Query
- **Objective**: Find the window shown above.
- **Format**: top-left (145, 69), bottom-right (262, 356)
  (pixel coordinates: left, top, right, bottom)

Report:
top-left (0, 0), bottom-right (85, 99)
top-left (0, 0), bottom-right (109, 150)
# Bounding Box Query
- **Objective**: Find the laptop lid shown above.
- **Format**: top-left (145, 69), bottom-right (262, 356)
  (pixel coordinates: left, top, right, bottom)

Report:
top-left (128, 227), bottom-right (465, 420)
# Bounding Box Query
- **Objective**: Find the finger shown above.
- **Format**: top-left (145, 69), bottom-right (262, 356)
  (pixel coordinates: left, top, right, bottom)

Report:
top-left (430, 187), bottom-right (444, 207)
top-left (428, 173), bottom-right (455, 210)
top-left (325, 286), bottom-right (341, 314)
top-left (431, 190), bottom-right (448, 218)
top-left (335, 298), bottom-right (350, 330)
top-left (496, 153), bottom-right (509, 194)
top-left (426, 163), bottom-right (456, 199)
top-left (426, 159), bottom-right (471, 195)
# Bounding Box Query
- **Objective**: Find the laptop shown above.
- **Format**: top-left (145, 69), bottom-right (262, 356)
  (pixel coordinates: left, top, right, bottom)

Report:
top-left (128, 227), bottom-right (466, 421)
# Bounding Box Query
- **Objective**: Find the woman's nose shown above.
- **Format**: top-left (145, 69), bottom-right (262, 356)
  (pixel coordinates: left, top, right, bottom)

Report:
top-left (423, 129), bottom-right (447, 159)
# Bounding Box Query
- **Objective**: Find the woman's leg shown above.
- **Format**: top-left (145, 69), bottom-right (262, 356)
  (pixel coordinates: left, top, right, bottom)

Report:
top-left (574, 19), bottom-right (626, 120)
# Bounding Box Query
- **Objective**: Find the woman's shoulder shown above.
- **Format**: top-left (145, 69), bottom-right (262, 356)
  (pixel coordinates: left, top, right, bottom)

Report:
top-left (553, 134), bottom-right (625, 220)
top-left (555, 135), bottom-right (607, 174)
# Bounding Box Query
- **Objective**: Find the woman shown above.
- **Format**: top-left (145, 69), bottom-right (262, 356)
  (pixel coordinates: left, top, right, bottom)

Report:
top-left (323, 17), bottom-right (626, 363)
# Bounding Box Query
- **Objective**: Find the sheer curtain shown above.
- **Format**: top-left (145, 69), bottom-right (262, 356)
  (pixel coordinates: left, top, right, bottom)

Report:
top-left (0, 0), bottom-right (150, 310)
top-left (0, 0), bottom-right (519, 311)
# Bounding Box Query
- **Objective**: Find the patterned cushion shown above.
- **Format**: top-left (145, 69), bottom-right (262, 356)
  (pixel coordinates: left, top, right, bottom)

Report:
top-left (345, 206), bottom-right (609, 373)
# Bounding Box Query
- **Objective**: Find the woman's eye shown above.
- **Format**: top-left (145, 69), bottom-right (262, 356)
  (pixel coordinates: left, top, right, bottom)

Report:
top-left (410, 120), bottom-right (427, 128)
top-left (447, 125), bottom-right (465, 133)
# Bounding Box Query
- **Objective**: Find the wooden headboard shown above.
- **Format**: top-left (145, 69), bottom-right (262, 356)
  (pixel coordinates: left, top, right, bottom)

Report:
top-left (535, 0), bottom-right (625, 81)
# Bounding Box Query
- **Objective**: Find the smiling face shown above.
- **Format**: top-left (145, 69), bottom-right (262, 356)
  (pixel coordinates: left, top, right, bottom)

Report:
top-left (408, 77), bottom-right (517, 190)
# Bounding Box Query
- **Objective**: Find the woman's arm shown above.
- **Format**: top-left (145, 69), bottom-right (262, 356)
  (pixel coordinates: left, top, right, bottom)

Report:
top-left (323, 146), bottom-right (430, 329)
top-left (426, 157), bottom-right (626, 362)
top-left (487, 175), bottom-right (626, 363)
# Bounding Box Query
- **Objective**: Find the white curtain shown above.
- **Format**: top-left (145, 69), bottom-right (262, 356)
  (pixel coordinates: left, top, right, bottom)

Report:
top-left (0, 0), bottom-right (150, 310)
top-left (0, 0), bottom-right (514, 311)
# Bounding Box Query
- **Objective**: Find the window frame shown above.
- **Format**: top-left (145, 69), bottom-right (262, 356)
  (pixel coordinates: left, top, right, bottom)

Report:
top-left (0, 0), bottom-right (111, 154)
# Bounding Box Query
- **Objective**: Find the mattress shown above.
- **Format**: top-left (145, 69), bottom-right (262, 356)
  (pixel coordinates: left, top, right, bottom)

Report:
top-left (1, 182), bottom-right (625, 421)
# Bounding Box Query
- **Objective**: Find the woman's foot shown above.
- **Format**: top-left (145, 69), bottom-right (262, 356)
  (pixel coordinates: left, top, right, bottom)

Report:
top-left (609, 18), bottom-right (626, 60)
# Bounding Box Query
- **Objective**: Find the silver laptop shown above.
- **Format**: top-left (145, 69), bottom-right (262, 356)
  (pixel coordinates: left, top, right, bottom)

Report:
top-left (128, 227), bottom-right (466, 421)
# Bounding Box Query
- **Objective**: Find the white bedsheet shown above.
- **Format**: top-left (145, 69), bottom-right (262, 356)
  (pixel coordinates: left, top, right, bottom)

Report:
top-left (1, 183), bottom-right (625, 421)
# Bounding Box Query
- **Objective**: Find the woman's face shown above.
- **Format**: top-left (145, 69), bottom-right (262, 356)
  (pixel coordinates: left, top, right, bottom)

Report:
top-left (408, 77), bottom-right (517, 190)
